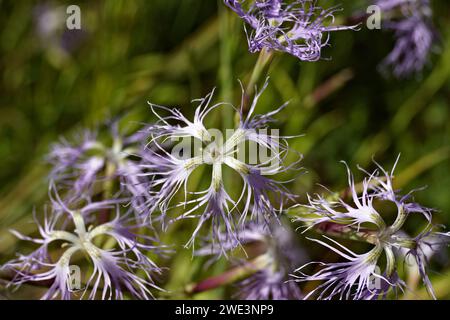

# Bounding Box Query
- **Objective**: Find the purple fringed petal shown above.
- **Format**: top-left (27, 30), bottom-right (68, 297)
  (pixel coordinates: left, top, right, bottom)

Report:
top-left (298, 156), bottom-right (433, 231)
top-left (182, 184), bottom-right (239, 252)
top-left (139, 148), bottom-right (203, 222)
top-left (294, 236), bottom-right (387, 300)
top-left (197, 221), bottom-right (306, 299)
top-left (358, 271), bottom-right (406, 300)
top-left (141, 81), bottom-right (299, 250)
top-left (295, 156), bottom-right (444, 300)
top-left (48, 125), bottom-right (151, 209)
top-left (225, 0), bottom-right (358, 61)
top-left (237, 269), bottom-right (302, 300)
top-left (404, 230), bottom-right (450, 300)
top-left (376, 0), bottom-right (436, 77)
top-left (3, 198), bottom-right (163, 300)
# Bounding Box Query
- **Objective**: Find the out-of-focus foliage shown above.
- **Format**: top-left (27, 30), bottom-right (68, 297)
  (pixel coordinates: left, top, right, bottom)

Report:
top-left (0, 0), bottom-right (449, 299)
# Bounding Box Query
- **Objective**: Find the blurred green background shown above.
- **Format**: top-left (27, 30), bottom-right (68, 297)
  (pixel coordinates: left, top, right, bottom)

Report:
top-left (0, 0), bottom-right (449, 299)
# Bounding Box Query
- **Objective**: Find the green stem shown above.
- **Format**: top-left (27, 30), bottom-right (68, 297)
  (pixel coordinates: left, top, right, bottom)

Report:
top-left (239, 48), bottom-right (274, 117)
top-left (219, 3), bottom-right (234, 130)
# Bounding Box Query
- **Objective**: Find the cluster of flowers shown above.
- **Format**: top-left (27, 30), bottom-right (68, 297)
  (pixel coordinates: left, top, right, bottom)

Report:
top-left (225, 0), bottom-right (436, 76)
top-left (2, 125), bottom-right (164, 299)
top-left (1, 0), bottom-right (446, 300)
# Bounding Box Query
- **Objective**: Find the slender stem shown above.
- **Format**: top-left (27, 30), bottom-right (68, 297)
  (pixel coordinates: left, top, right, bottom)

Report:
top-left (313, 221), bottom-right (379, 245)
top-left (303, 68), bottom-right (354, 109)
top-left (218, 3), bottom-right (236, 197)
top-left (219, 3), bottom-right (234, 130)
top-left (184, 254), bottom-right (269, 295)
top-left (240, 48), bottom-right (274, 116)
